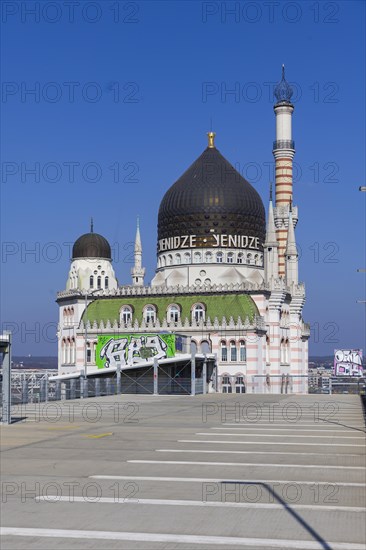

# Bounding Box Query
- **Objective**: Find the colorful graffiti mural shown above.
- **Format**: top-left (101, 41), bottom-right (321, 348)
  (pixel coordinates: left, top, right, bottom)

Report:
top-left (95, 333), bottom-right (176, 369)
top-left (334, 349), bottom-right (363, 376)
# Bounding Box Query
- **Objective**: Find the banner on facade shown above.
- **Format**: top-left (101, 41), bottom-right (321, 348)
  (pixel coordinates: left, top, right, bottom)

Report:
top-left (333, 349), bottom-right (363, 376)
top-left (95, 333), bottom-right (176, 370)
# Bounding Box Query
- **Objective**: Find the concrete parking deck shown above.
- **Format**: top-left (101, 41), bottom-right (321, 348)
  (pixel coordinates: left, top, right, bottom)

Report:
top-left (1, 394), bottom-right (365, 549)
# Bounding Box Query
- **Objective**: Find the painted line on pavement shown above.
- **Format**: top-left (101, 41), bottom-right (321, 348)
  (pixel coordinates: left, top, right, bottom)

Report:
top-left (156, 449), bottom-right (364, 458)
top-left (128, 460), bottom-right (364, 471)
top-left (35, 495), bottom-right (365, 513)
top-left (197, 433), bottom-right (365, 440)
top-left (179, 439), bottom-right (365, 447)
top-left (216, 427), bottom-right (363, 433)
top-left (90, 475), bottom-right (366, 487)
top-left (1, 527), bottom-right (364, 549)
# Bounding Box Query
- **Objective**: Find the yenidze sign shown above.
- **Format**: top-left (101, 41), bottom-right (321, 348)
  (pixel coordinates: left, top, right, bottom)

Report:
top-left (96, 333), bottom-right (176, 370)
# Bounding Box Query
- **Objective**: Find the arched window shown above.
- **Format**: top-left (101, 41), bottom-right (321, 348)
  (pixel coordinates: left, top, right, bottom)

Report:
top-left (192, 303), bottom-right (205, 323)
top-left (105, 276), bottom-right (109, 289)
top-left (190, 340), bottom-right (197, 355)
top-left (266, 336), bottom-right (270, 364)
top-left (237, 253), bottom-right (243, 264)
top-left (66, 338), bottom-right (71, 364)
top-left (239, 340), bottom-right (246, 362)
top-left (62, 339), bottom-right (66, 364)
top-left (221, 340), bottom-right (228, 362)
top-left (216, 252), bottom-right (223, 263)
top-left (90, 275), bottom-right (94, 288)
top-left (144, 305), bottom-right (156, 324)
top-left (230, 340), bottom-right (237, 362)
top-left (167, 254), bottom-right (173, 266)
top-left (70, 338), bottom-right (75, 364)
top-left (222, 374), bottom-right (232, 394)
top-left (235, 375), bottom-right (245, 393)
top-left (285, 338), bottom-right (289, 364)
top-left (254, 254), bottom-right (259, 265)
top-left (167, 304), bottom-right (180, 323)
top-left (194, 251), bottom-right (201, 263)
top-left (280, 338), bottom-right (285, 364)
top-left (247, 253), bottom-right (252, 264)
top-left (86, 342), bottom-right (91, 363)
top-left (175, 253), bottom-right (181, 265)
top-left (121, 306), bottom-right (132, 325)
top-left (200, 340), bottom-right (211, 353)
top-left (161, 255), bottom-right (166, 267)
top-left (97, 276), bottom-right (102, 289)
top-left (227, 252), bottom-right (234, 264)
top-left (184, 252), bottom-right (191, 264)
top-left (205, 251), bottom-right (212, 263)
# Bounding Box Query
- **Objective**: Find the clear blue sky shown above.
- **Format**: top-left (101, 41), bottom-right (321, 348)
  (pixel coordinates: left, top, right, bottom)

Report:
top-left (1, 0), bottom-right (365, 356)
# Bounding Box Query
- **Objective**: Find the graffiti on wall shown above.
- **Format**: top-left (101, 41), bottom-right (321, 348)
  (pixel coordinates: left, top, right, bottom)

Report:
top-left (95, 333), bottom-right (176, 370)
top-left (334, 349), bottom-right (363, 376)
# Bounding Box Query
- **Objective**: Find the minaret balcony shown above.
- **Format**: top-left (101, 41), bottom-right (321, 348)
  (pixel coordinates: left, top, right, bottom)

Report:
top-left (273, 139), bottom-right (295, 151)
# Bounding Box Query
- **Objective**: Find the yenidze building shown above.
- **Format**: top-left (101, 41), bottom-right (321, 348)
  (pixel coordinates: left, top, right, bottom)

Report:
top-left (56, 68), bottom-right (310, 394)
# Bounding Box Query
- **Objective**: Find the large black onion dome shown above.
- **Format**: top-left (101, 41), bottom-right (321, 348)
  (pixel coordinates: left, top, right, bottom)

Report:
top-left (72, 222), bottom-right (111, 260)
top-left (274, 64), bottom-right (293, 104)
top-left (158, 137), bottom-right (265, 249)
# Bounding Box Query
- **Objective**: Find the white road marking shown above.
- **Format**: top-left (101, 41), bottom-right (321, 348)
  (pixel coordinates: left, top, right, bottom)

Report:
top-left (179, 439), bottom-right (366, 447)
top-left (197, 432), bottom-right (365, 439)
top-left (222, 423), bottom-right (365, 428)
top-left (128, 459), bottom-right (364, 471)
top-left (1, 527), bottom-right (364, 549)
top-left (35, 495), bottom-right (365, 513)
top-left (90, 475), bottom-right (366, 487)
top-left (216, 427), bottom-right (364, 433)
top-left (156, 449), bottom-right (364, 458)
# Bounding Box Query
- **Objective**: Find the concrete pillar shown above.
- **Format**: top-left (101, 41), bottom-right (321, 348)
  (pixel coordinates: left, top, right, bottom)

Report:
top-left (116, 363), bottom-right (121, 394)
top-left (70, 379), bottom-right (76, 400)
top-left (202, 356), bottom-right (207, 395)
top-left (21, 379), bottom-right (29, 404)
top-left (95, 378), bottom-right (100, 397)
top-left (153, 357), bottom-right (158, 395)
top-left (191, 352), bottom-right (196, 396)
top-left (55, 380), bottom-right (61, 401)
top-left (1, 333), bottom-right (12, 424)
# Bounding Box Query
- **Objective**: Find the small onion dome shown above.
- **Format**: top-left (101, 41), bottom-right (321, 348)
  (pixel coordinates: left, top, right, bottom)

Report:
top-left (72, 219), bottom-right (112, 260)
top-left (274, 65), bottom-right (293, 104)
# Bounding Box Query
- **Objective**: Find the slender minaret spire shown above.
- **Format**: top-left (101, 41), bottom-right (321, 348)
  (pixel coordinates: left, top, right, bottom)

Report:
top-left (131, 216), bottom-right (145, 286)
top-left (264, 183), bottom-right (279, 283)
top-left (285, 208), bottom-right (298, 286)
top-left (90, 217), bottom-right (94, 233)
top-left (273, 65), bottom-right (295, 276)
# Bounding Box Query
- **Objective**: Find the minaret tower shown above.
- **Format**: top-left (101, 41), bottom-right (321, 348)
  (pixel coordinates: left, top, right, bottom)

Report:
top-left (273, 65), bottom-right (297, 277)
top-left (131, 217), bottom-right (145, 286)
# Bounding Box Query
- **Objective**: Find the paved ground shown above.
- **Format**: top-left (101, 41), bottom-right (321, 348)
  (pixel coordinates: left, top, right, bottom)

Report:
top-left (1, 393), bottom-right (365, 549)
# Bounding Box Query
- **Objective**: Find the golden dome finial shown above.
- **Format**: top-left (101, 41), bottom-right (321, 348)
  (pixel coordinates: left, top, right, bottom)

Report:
top-left (207, 131), bottom-right (216, 148)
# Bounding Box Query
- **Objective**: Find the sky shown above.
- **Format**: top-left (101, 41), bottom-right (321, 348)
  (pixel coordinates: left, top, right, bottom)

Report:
top-left (1, 0), bottom-right (365, 357)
